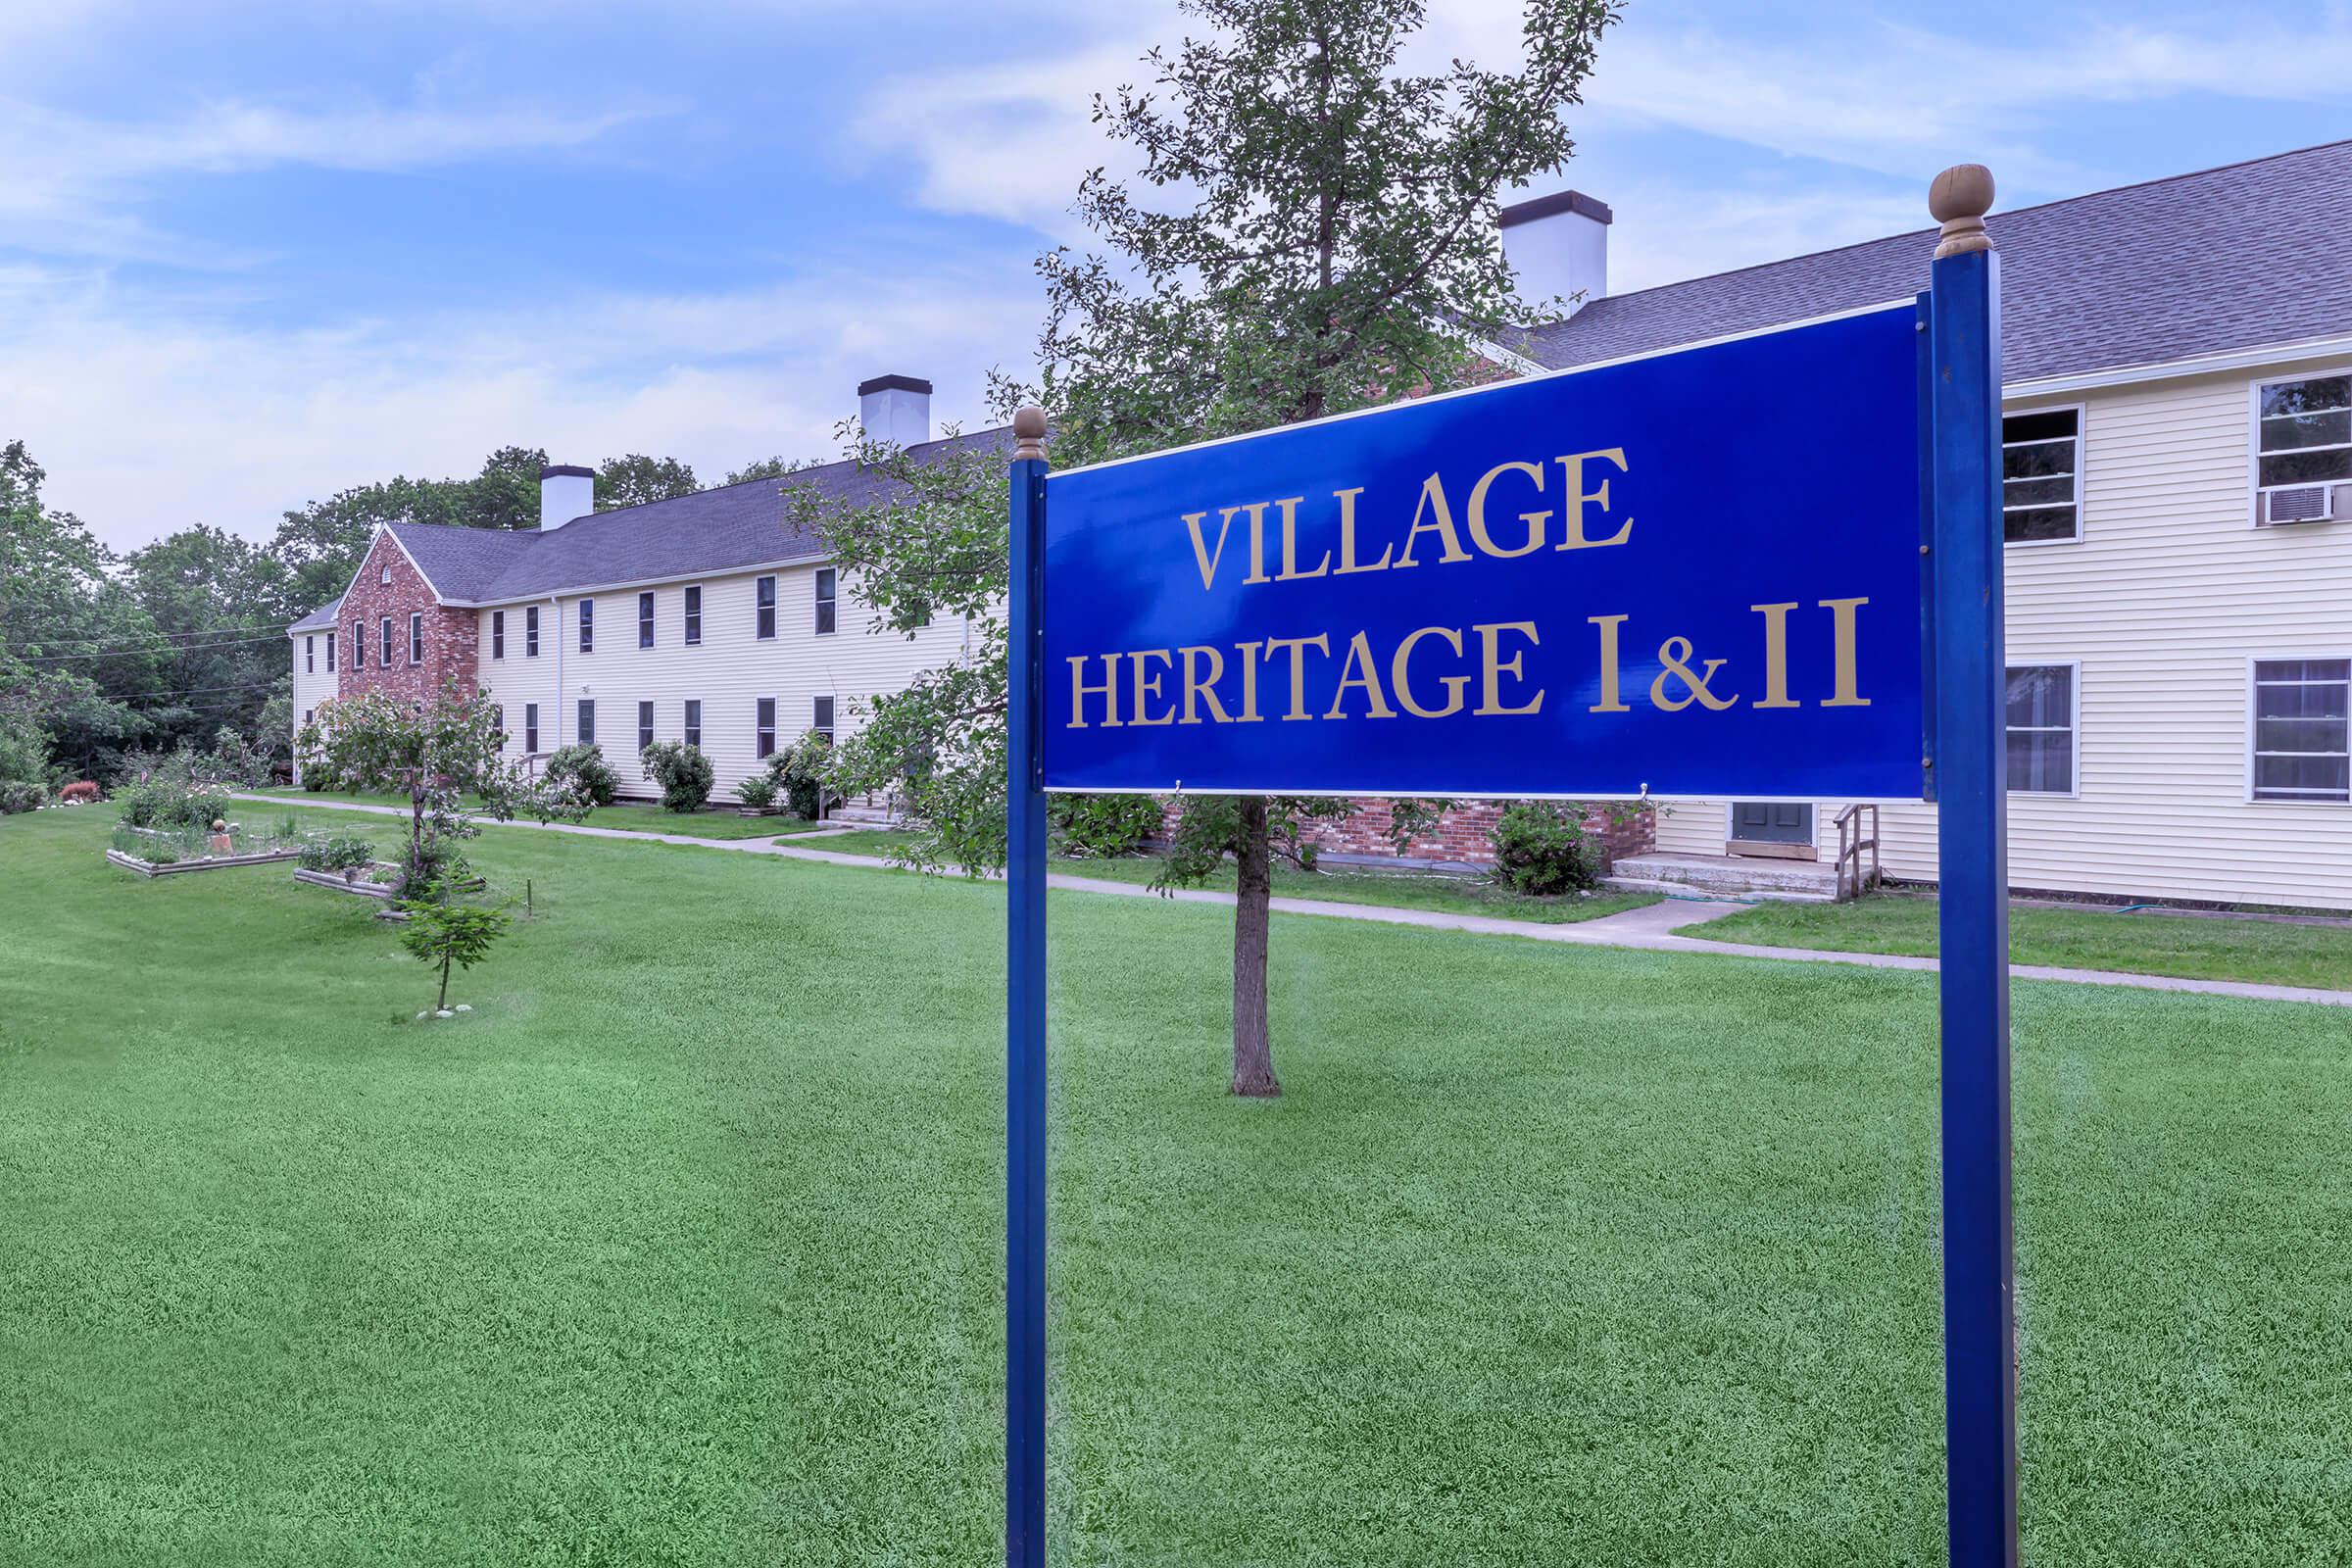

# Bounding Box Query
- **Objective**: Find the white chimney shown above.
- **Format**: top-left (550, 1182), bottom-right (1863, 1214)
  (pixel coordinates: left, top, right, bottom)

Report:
top-left (858, 373), bottom-right (932, 449)
top-left (1499, 190), bottom-right (1610, 318)
top-left (540, 464), bottom-right (593, 530)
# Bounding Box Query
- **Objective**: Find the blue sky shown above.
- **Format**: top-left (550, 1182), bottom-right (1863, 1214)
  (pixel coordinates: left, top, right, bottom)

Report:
top-left (5, 0), bottom-right (2348, 551)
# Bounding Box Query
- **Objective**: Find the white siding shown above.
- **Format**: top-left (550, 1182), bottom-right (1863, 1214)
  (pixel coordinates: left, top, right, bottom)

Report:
top-left (474, 563), bottom-right (976, 802)
top-left (1655, 353), bottom-right (2352, 910)
top-left (288, 628), bottom-right (339, 782)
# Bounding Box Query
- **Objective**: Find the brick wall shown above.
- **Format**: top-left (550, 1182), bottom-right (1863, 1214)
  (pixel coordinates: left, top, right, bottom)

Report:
top-left (337, 532), bottom-right (479, 705)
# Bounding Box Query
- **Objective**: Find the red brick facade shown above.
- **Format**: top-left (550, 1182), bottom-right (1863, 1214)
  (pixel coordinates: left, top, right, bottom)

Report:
top-left (1299, 799), bottom-right (1655, 869)
top-left (337, 531), bottom-right (478, 705)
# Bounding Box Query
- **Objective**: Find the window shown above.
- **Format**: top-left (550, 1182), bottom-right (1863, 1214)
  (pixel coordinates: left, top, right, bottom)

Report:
top-left (303, 709), bottom-right (314, 729)
top-left (492, 610), bottom-right (506, 660)
top-left (2004, 664), bottom-right (2076, 794)
top-left (491, 705), bottom-right (505, 747)
top-left (577, 699), bottom-right (596, 746)
top-left (410, 612), bottom-right (424, 665)
top-left (352, 621), bottom-right (365, 669)
top-left (525, 606), bottom-right (540, 657)
top-left (756, 576), bottom-right (776, 639)
top-left (380, 617), bottom-right (394, 667)
top-left (684, 585), bottom-right (702, 646)
top-left (524, 703), bottom-right (540, 753)
top-left (2255, 373), bottom-right (2351, 522)
top-left (305, 635), bottom-right (315, 673)
top-left (638, 700), bottom-right (656, 751)
top-left (326, 631), bottom-right (336, 672)
top-left (578, 598), bottom-right (595, 654)
top-left (814, 567), bottom-right (837, 635)
top-left (2002, 409), bottom-right (2080, 543)
top-left (756, 697), bottom-right (776, 759)
top-left (683, 699), bottom-right (702, 749)
top-left (638, 591), bottom-right (655, 649)
top-left (2253, 659), bottom-right (2350, 803)
top-left (812, 695), bottom-right (835, 746)
top-left (380, 564), bottom-right (392, 585)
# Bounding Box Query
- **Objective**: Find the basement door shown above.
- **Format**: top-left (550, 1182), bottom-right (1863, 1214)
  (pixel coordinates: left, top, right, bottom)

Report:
top-left (1728, 802), bottom-right (1816, 858)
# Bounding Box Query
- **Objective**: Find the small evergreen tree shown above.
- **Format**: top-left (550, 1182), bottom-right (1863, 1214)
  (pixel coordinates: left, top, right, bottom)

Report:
top-left (397, 879), bottom-right (513, 1014)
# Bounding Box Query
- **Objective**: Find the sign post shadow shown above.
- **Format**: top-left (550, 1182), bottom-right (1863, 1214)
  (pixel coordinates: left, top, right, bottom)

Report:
top-left (1003, 171), bottom-right (2017, 1568)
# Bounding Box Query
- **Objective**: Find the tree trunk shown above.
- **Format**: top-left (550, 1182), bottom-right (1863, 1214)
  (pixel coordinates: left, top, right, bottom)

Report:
top-left (437, 954), bottom-right (451, 1012)
top-left (410, 777), bottom-right (428, 885)
top-left (1230, 795), bottom-right (1280, 1098)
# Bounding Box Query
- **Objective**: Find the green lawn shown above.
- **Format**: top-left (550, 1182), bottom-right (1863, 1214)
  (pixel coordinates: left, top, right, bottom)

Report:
top-left (250, 787), bottom-right (828, 842)
top-left (1693, 892), bottom-right (2352, 991)
top-left (3, 807), bottom-right (2347, 1565)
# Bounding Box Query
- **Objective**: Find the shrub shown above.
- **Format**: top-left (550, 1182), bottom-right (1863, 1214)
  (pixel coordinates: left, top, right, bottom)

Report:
top-left (0, 780), bottom-right (45, 814)
top-left (1048, 794), bottom-right (1162, 858)
top-left (736, 774), bottom-right (777, 810)
top-left (765, 731), bottom-right (832, 819)
top-left (298, 835), bottom-right (376, 872)
top-left (544, 744), bottom-right (616, 808)
top-left (1490, 801), bottom-right (1598, 897)
top-left (116, 771), bottom-right (229, 833)
top-left (641, 741), bottom-right (715, 813)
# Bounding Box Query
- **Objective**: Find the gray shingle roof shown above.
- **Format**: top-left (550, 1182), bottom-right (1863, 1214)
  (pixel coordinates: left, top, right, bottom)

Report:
top-left (290, 600), bottom-right (341, 633)
top-left (1517, 140), bottom-right (2352, 382)
top-left (295, 425), bottom-right (1012, 625)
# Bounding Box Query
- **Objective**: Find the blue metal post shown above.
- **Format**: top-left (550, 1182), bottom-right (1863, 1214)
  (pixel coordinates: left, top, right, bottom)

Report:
top-left (1005, 416), bottom-right (1050, 1568)
top-left (1928, 219), bottom-right (2019, 1562)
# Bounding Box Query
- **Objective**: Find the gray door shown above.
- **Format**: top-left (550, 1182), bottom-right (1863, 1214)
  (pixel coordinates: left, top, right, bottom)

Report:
top-left (1731, 802), bottom-right (1813, 845)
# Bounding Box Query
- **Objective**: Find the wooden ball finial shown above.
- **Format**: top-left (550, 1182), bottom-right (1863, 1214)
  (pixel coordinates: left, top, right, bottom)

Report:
top-left (1930, 164), bottom-right (1995, 259)
top-left (1012, 407), bottom-right (1048, 462)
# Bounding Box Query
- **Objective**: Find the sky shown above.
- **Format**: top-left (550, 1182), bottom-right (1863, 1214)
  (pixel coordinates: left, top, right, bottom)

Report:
top-left (5, 0), bottom-right (2350, 553)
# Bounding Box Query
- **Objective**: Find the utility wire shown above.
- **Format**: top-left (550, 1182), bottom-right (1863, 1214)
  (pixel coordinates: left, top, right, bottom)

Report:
top-left (6, 630), bottom-right (293, 664)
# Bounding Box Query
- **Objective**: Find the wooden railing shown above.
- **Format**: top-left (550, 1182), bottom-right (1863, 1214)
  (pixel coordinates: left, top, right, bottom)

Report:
top-left (1834, 803), bottom-right (1881, 902)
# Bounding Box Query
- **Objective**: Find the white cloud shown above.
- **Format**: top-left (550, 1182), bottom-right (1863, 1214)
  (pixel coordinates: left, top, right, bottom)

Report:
top-left (0, 262), bottom-right (1043, 552)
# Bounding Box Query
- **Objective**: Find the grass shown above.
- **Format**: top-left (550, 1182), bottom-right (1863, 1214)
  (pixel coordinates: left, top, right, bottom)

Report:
top-left (1043, 852), bottom-right (1661, 924)
top-left (249, 786), bottom-right (828, 842)
top-left (3, 806), bottom-right (2348, 1565)
top-left (800, 826), bottom-right (919, 857)
top-left (1693, 892), bottom-right (2352, 990)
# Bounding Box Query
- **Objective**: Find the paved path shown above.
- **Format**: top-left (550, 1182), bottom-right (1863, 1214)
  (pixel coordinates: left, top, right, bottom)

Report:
top-left (238, 794), bottom-right (2352, 1008)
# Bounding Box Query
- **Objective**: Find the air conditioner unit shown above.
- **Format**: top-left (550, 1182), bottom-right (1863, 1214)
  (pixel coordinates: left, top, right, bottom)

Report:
top-left (2263, 483), bottom-right (2336, 525)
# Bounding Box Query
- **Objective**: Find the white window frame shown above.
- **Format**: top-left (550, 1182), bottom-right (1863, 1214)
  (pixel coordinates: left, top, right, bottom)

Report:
top-left (683, 699), bottom-right (702, 749)
top-left (409, 611), bottom-right (424, 665)
top-left (2004, 659), bottom-right (2081, 799)
top-left (325, 631), bottom-right (336, 672)
top-left (379, 616), bottom-right (394, 668)
top-left (812, 694), bottom-right (835, 746)
top-left (525, 606), bottom-right (540, 658)
top-left (755, 576), bottom-right (776, 641)
top-left (577, 698), bottom-right (596, 747)
top-left (638, 591), bottom-right (656, 650)
top-left (637, 700), bottom-right (656, 752)
top-left (683, 583), bottom-right (703, 647)
top-left (755, 695), bottom-right (777, 760)
top-left (491, 705), bottom-right (505, 748)
top-left (380, 564), bottom-right (392, 585)
top-left (491, 609), bottom-right (505, 660)
top-left (2247, 368), bottom-right (2352, 529)
top-left (813, 567), bottom-right (838, 635)
top-left (2000, 403), bottom-right (2084, 547)
top-left (523, 703), bottom-right (539, 754)
top-left (2246, 653), bottom-right (2352, 806)
top-left (578, 597), bottom-right (595, 654)
top-left (304, 635), bottom-right (315, 673)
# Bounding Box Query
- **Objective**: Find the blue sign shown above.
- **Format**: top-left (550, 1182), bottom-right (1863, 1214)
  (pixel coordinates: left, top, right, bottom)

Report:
top-left (1042, 302), bottom-right (1926, 801)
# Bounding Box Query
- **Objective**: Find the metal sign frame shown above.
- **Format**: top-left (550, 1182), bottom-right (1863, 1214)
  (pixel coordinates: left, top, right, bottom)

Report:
top-left (1003, 171), bottom-right (2017, 1568)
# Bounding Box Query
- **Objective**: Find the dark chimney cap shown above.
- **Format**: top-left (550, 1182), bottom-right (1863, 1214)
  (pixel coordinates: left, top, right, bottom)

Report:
top-left (1498, 190), bottom-right (1612, 229)
top-left (858, 373), bottom-right (934, 397)
top-left (540, 464), bottom-right (594, 479)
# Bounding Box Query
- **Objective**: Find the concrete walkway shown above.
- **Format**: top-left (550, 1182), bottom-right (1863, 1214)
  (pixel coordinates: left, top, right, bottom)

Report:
top-left (237, 794), bottom-right (2352, 1009)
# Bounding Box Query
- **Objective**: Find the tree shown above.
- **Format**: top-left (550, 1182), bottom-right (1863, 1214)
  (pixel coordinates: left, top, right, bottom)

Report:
top-left (297, 683), bottom-right (589, 885)
top-left (270, 446), bottom-right (548, 612)
top-left (723, 455), bottom-right (818, 486)
top-left (397, 879), bottom-right (513, 1014)
top-left (121, 523), bottom-right (297, 758)
top-left (595, 454), bottom-right (699, 511)
top-left (825, 0), bottom-right (1617, 1095)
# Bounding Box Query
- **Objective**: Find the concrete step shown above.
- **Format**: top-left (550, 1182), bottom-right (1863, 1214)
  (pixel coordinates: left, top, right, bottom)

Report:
top-left (1607, 853), bottom-right (1842, 903)
top-left (826, 804), bottom-right (900, 826)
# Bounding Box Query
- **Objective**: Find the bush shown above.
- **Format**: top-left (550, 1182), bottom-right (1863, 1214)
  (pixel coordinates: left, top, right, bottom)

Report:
top-left (116, 769), bottom-right (230, 833)
top-left (544, 744), bottom-right (616, 808)
top-left (1048, 794), bottom-right (1162, 858)
top-left (736, 774), bottom-right (777, 810)
top-left (641, 741), bottom-right (715, 813)
top-left (0, 780), bottom-right (45, 814)
top-left (765, 731), bottom-right (832, 819)
top-left (298, 835), bottom-right (376, 872)
top-left (1490, 801), bottom-right (1598, 897)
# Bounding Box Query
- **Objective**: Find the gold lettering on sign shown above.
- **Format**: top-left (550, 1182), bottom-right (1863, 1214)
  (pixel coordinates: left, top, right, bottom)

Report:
top-left (1820, 598), bottom-right (1870, 707)
top-left (1587, 614), bottom-right (1631, 712)
top-left (1333, 487), bottom-right (1391, 575)
top-left (1393, 626), bottom-right (1468, 717)
top-left (1069, 654), bottom-right (1121, 728)
top-left (1554, 450), bottom-right (1634, 551)
top-left (1130, 648), bottom-right (1176, 726)
top-left (1466, 461), bottom-right (1549, 558)
top-left (1262, 633), bottom-right (1331, 721)
top-left (1179, 645), bottom-right (1231, 724)
top-left (1473, 621), bottom-right (1543, 715)
top-left (1395, 473), bottom-right (1473, 567)
top-left (1324, 631), bottom-right (1396, 719)
top-left (1274, 496), bottom-right (1328, 581)
top-left (1751, 603), bottom-right (1800, 709)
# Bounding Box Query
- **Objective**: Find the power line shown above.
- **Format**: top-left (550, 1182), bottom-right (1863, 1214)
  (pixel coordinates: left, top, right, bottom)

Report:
top-left (0, 617), bottom-right (300, 651)
top-left (7, 630), bottom-right (293, 664)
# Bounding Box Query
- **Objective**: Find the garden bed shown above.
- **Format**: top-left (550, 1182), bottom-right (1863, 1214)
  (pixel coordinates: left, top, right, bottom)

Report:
top-left (106, 846), bottom-right (305, 878)
top-left (293, 863), bottom-right (408, 901)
